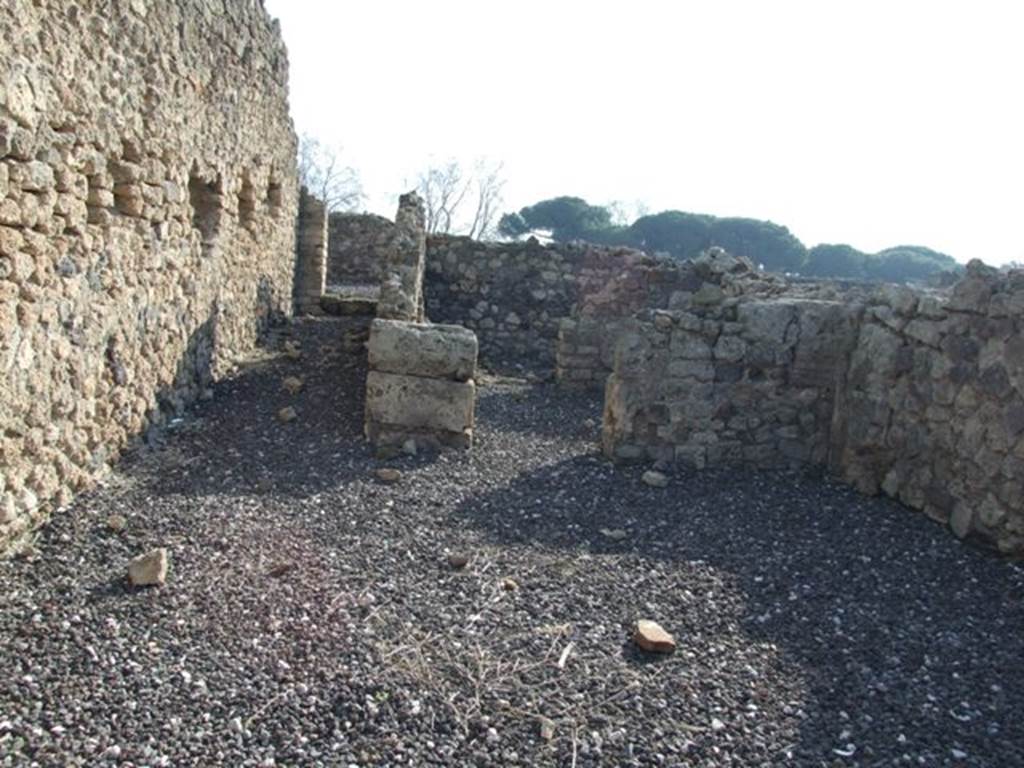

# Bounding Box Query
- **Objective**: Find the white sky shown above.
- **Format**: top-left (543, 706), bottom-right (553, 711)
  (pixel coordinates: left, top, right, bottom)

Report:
top-left (264, 0), bottom-right (1024, 265)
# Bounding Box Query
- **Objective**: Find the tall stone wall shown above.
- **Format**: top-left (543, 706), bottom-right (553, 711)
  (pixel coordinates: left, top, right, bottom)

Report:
top-left (602, 255), bottom-right (1024, 555)
top-left (0, 0), bottom-right (299, 549)
top-left (327, 212), bottom-right (393, 288)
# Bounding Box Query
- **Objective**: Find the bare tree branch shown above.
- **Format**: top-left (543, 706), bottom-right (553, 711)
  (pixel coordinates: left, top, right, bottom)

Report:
top-left (297, 133), bottom-right (364, 213)
top-left (416, 158), bottom-right (505, 239)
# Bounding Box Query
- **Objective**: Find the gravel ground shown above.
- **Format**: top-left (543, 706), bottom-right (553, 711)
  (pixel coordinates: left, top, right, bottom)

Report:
top-left (1, 318), bottom-right (1022, 768)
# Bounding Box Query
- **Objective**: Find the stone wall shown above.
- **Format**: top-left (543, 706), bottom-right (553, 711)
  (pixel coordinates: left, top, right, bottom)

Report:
top-left (327, 212), bottom-right (393, 288)
top-left (378, 193), bottom-right (426, 323)
top-left (0, 0), bottom-right (299, 550)
top-left (831, 262), bottom-right (1024, 554)
top-left (425, 237), bottom-right (682, 370)
top-left (601, 255), bottom-right (1024, 555)
top-left (555, 249), bottom-right (789, 387)
top-left (294, 187), bottom-right (326, 315)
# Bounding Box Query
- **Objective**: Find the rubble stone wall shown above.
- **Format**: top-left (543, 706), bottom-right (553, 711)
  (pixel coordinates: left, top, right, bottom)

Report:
top-left (327, 212), bottom-right (393, 288)
top-left (831, 263), bottom-right (1024, 554)
top-left (602, 255), bottom-right (1024, 554)
top-left (602, 299), bottom-right (859, 467)
top-left (377, 193), bottom-right (426, 323)
top-left (294, 188), bottom-right (327, 315)
top-left (0, 0), bottom-right (299, 550)
top-left (424, 236), bottom-right (681, 370)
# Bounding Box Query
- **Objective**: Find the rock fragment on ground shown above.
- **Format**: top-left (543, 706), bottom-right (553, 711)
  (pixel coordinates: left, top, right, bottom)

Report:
top-left (277, 406), bottom-right (297, 423)
top-left (106, 514), bottom-right (127, 533)
top-left (642, 470), bottom-right (669, 488)
top-left (634, 619), bottom-right (676, 653)
top-left (282, 376), bottom-right (304, 394)
top-left (375, 468), bottom-right (402, 483)
top-left (128, 548), bottom-right (169, 587)
top-left (447, 553), bottom-right (470, 569)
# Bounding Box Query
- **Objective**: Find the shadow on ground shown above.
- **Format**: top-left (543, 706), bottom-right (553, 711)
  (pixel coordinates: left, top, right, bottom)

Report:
top-left (4, 317), bottom-right (1021, 767)
top-left (448, 452), bottom-right (1024, 765)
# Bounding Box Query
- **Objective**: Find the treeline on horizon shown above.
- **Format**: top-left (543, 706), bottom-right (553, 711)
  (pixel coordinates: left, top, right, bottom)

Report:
top-left (497, 196), bottom-right (961, 284)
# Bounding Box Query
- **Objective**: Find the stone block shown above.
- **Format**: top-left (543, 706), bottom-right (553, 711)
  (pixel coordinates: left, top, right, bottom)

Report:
top-left (365, 371), bottom-right (475, 437)
top-left (367, 319), bottom-right (477, 382)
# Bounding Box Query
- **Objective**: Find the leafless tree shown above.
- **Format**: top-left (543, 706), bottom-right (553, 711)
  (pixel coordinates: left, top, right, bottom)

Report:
top-left (415, 158), bottom-right (505, 239)
top-left (297, 134), bottom-right (364, 212)
top-left (607, 199), bottom-right (651, 227)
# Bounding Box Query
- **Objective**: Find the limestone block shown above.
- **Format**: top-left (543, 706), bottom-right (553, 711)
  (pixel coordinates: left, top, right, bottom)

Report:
top-left (367, 319), bottom-right (477, 382)
top-left (365, 371), bottom-right (475, 436)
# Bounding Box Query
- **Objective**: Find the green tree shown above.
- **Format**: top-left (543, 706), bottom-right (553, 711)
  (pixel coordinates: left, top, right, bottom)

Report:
top-left (628, 211), bottom-right (713, 258)
top-left (709, 217), bottom-right (807, 273)
top-left (498, 196), bottom-right (616, 242)
top-left (804, 244), bottom-right (869, 278)
top-left (865, 245), bottom-right (959, 283)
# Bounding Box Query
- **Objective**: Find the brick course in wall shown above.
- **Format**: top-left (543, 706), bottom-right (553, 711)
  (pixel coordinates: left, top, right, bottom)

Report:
top-left (0, 0), bottom-right (299, 550)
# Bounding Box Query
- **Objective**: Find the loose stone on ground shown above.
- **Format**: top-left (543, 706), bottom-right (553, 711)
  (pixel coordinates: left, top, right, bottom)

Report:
top-left (127, 548), bottom-right (169, 586)
top-left (634, 619), bottom-right (677, 653)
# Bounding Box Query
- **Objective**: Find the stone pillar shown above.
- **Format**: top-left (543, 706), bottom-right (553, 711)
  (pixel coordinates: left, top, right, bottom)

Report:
top-left (377, 191), bottom-right (426, 322)
top-left (294, 187), bottom-right (327, 315)
top-left (364, 319), bottom-right (478, 452)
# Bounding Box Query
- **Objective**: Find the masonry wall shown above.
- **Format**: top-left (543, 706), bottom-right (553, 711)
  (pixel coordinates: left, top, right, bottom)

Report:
top-left (0, 0), bottom-right (299, 549)
top-left (327, 212), bottom-right (393, 288)
top-left (602, 257), bottom-right (1024, 555)
top-left (603, 300), bottom-right (859, 466)
top-left (425, 236), bottom-right (682, 369)
top-left (831, 263), bottom-right (1024, 553)
top-left (294, 188), bottom-right (326, 314)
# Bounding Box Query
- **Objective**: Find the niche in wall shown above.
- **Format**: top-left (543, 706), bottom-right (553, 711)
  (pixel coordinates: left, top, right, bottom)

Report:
top-left (238, 172), bottom-right (257, 231)
top-left (266, 178), bottom-right (283, 218)
top-left (188, 170), bottom-right (222, 256)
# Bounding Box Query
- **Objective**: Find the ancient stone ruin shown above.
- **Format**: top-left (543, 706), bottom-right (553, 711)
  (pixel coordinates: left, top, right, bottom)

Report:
top-left (0, 0), bottom-right (1019, 563)
top-left (2, 0), bottom-right (298, 546)
top-left (328, 224), bottom-right (1024, 555)
top-left (3, 3), bottom-right (1023, 765)
top-left (363, 193), bottom-right (479, 452)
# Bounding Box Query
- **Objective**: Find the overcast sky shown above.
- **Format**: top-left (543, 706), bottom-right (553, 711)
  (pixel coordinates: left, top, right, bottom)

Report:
top-left (264, 0), bottom-right (1023, 265)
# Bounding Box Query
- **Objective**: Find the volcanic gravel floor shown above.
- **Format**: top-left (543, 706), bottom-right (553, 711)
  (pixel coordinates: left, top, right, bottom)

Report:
top-left (1, 318), bottom-right (1022, 768)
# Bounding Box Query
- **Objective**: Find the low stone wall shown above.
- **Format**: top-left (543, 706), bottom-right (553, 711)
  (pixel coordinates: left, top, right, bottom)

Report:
top-left (831, 263), bottom-right (1024, 553)
top-left (602, 257), bottom-right (1024, 554)
top-left (424, 237), bottom-right (684, 369)
top-left (555, 249), bottom-right (790, 387)
top-left (1, 0), bottom-right (298, 550)
top-left (327, 212), bottom-right (394, 288)
top-left (602, 298), bottom-right (859, 467)
top-left (555, 317), bottom-right (626, 389)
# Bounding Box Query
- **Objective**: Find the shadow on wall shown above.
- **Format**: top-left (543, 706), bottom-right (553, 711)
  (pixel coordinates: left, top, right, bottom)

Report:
top-left (124, 320), bottom-right (382, 503)
top-left (447, 456), bottom-right (1024, 764)
top-left (142, 288), bottom-right (283, 454)
top-left (148, 310), bottom-right (220, 437)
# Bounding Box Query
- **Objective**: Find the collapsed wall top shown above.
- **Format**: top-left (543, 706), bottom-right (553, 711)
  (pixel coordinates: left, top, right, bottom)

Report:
top-left (377, 192), bottom-right (426, 322)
